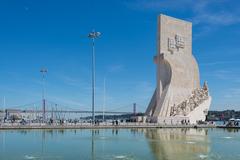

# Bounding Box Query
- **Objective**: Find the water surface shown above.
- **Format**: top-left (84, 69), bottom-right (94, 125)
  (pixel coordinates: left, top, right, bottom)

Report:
top-left (0, 128), bottom-right (239, 160)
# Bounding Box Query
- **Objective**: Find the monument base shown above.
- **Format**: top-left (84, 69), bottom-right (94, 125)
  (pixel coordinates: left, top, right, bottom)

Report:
top-left (148, 97), bottom-right (211, 125)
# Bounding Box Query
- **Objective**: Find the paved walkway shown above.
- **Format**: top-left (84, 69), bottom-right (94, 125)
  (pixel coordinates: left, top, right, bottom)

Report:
top-left (0, 123), bottom-right (216, 130)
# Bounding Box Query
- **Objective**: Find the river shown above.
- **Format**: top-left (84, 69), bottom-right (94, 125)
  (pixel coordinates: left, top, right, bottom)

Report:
top-left (0, 128), bottom-right (239, 160)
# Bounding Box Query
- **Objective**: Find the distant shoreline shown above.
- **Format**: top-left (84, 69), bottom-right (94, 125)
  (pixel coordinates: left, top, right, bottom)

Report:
top-left (1, 125), bottom-right (240, 130)
top-left (0, 123), bottom-right (218, 130)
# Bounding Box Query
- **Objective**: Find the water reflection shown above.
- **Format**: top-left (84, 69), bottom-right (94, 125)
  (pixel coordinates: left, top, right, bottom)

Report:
top-left (1, 131), bottom-right (5, 154)
top-left (140, 128), bottom-right (209, 160)
top-left (41, 130), bottom-right (46, 160)
top-left (112, 129), bottom-right (119, 135)
top-left (223, 128), bottom-right (240, 133)
top-left (91, 130), bottom-right (95, 160)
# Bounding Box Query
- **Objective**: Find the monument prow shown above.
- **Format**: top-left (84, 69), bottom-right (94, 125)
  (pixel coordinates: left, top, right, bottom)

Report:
top-left (146, 14), bottom-right (211, 124)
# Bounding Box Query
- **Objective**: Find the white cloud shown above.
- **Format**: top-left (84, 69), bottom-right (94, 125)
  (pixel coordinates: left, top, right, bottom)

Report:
top-left (107, 64), bottom-right (125, 73)
top-left (123, 0), bottom-right (240, 26)
top-left (55, 74), bottom-right (91, 89)
top-left (48, 96), bottom-right (87, 109)
top-left (192, 1), bottom-right (240, 26)
top-left (204, 69), bottom-right (240, 84)
top-left (59, 75), bottom-right (82, 87)
top-left (224, 88), bottom-right (240, 99)
top-left (200, 60), bottom-right (240, 66)
top-left (124, 0), bottom-right (194, 11)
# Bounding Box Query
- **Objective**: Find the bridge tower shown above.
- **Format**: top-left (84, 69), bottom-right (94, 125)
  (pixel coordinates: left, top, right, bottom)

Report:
top-left (40, 68), bottom-right (47, 122)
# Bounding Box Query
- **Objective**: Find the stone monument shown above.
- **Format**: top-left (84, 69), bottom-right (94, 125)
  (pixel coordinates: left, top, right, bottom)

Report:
top-left (145, 14), bottom-right (211, 124)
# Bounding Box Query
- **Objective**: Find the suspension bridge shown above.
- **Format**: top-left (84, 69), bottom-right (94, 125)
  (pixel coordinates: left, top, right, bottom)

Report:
top-left (2, 100), bottom-right (146, 120)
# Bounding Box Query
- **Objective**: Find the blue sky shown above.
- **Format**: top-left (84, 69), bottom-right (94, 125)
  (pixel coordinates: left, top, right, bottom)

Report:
top-left (0, 0), bottom-right (240, 112)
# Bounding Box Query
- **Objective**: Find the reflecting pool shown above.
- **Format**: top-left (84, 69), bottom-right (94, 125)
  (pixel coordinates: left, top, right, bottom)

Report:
top-left (0, 128), bottom-right (240, 160)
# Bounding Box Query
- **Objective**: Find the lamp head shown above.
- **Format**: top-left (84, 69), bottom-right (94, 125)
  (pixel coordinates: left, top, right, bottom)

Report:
top-left (88, 31), bottom-right (101, 39)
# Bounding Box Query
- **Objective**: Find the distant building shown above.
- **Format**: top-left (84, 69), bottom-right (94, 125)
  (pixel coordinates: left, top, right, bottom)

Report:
top-left (5, 109), bottom-right (36, 120)
top-left (207, 110), bottom-right (240, 121)
top-left (0, 110), bottom-right (5, 120)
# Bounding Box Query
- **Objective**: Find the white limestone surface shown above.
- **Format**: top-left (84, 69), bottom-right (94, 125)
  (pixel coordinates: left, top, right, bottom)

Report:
top-left (146, 14), bottom-right (211, 124)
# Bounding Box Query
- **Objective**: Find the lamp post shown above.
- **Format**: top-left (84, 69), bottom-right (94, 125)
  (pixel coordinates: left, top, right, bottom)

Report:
top-left (88, 30), bottom-right (101, 124)
top-left (40, 68), bottom-right (47, 122)
top-left (103, 77), bottom-right (106, 122)
top-left (2, 96), bottom-right (6, 121)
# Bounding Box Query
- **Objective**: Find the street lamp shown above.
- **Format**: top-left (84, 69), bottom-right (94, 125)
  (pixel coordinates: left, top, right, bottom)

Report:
top-left (103, 77), bottom-right (106, 122)
top-left (88, 30), bottom-right (101, 124)
top-left (2, 96), bottom-right (6, 121)
top-left (40, 68), bottom-right (48, 122)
